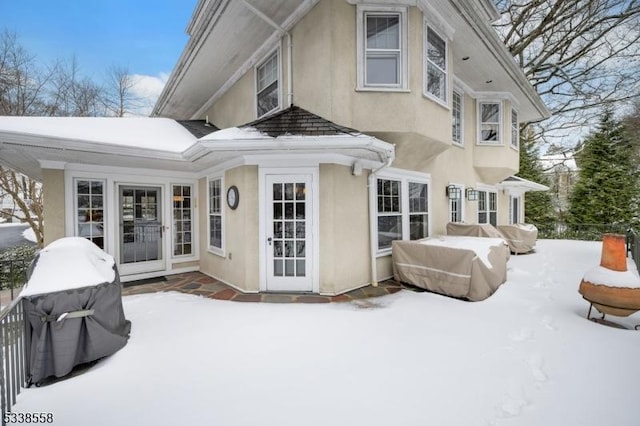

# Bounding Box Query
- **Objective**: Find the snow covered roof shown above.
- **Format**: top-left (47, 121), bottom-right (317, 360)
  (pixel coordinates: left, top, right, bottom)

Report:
top-left (539, 152), bottom-right (578, 172)
top-left (0, 116), bottom-right (198, 153)
top-left (498, 176), bottom-right (549, 192)
top-left (0, 108), bottom-right (394, 179)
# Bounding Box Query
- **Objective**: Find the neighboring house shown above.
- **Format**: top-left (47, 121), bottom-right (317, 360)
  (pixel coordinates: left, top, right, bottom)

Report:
top-left (539, 152), bottom-right (578, 219)
top-left (0, 0), bottom-right (549, 295)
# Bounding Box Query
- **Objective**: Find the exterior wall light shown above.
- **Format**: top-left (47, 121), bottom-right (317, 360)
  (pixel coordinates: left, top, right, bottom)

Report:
top-left (466, 188), bottom-right (479, 201)
top-left (446, 184), bottom-right (461, 200)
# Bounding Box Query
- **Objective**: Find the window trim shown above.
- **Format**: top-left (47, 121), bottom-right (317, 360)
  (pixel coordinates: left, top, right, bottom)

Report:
top-left (511, 108), bottom-right (519, 150)
top-left (207, 176), bottom-right (225, 256)
top-left (452, 89), bottom-right (464, 146)
top-left (356, 5), bottom-right (409, 91)
top-left (477, 100), bottom-right (503, 145)
top-left (254, 48), bottom-right (282, 119)
top-left (373, 170), bottom-right (431, 256)
top-left (423, 23), bottom-right (448, 106)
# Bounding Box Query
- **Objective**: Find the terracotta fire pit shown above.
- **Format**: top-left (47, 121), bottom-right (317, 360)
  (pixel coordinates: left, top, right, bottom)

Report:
top-left (578, 234), bottom-right (640, 329)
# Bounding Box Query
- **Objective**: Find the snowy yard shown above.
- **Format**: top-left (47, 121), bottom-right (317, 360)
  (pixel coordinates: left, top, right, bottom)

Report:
top-left (12, 240), bottom-right (640, 426)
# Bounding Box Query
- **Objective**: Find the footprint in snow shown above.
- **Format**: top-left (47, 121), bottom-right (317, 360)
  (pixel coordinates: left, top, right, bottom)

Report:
top-left (509, 328), bottom-right (535, 342)
top-left (527, 354), bottom-right (548, 384)
top-left (497, 390), bottom-right (529, 418)
top-left (541, 315), bottom-right (557, 331)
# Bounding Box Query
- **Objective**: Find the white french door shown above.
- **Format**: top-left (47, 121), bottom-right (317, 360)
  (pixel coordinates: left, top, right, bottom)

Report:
top-left (117, 185), bottom-right (165, 275)
top-left (265, 174), bottom-right (313, 292)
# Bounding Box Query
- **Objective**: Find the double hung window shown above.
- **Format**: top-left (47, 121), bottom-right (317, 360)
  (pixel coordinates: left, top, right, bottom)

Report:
top-left (478, 190), bottom-right (497, 226)
top-left (256, 52), bottom-right (279, 118)
top-left (479, 102), bottom-right (502, 144)
top-left (376, 176), bottom-right (429, 252)
top-left (425, 27), bottom-right (447, 103)
top-left (511, 109), bottom-right (519, 149)
top-left (452, 90), bottom-right (463, 145)
top-left (358, 6), bottom-right (408, 90)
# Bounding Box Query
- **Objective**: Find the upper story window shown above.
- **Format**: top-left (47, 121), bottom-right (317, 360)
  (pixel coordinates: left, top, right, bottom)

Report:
top-left (425, 26), bottom-right (447, 104)
top-left (256, 51), bottom-right (280, 118)
top-left (479, 101), bottom-right (502, 144)
top-left (452, 90), bottom-right (463, 145)
top-left (511, 109), bottom-right (519, 149)
top-left (357, 5), bottom-right (408, 90)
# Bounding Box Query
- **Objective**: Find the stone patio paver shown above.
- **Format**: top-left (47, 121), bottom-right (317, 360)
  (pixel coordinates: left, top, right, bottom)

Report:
top-left (121, 272), bottom-right (408, 304)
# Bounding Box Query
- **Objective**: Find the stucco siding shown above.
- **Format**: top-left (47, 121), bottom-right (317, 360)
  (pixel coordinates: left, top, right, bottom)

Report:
top-left (319, 164), bottom-right (370, 294)
top-left (198, 166), bottom-right (260, 292)
top-left (42, 169), bottom-right (65, 246)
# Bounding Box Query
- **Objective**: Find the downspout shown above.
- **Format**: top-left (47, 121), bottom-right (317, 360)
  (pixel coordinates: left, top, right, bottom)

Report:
top-left (368, 147), bottom-right (395, 286)
top-left (241, 0), bottom-right (293, 106)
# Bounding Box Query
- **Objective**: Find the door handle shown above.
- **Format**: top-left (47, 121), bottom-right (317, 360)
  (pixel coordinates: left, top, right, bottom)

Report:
top-left (267, 237), bottom-right (272, 245)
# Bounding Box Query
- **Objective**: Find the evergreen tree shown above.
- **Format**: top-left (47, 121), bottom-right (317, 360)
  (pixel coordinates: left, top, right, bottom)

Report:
top-left (567, 110), bottom-right (640, 227)
top-left (518, 127), bottom-right (555, 225)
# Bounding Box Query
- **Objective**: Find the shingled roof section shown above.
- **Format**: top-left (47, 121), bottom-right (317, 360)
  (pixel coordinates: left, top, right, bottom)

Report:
top-left (241, 105), bottom-right (360, 137)
top-left (177, 120), bottom-right (219, 138)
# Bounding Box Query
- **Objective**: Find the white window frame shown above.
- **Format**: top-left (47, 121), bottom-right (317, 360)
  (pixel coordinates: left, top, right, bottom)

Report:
top-left (452, 89), bottom-right (464, 146)
top-left (424, 23), bottom-right (448, 106)
top-left (255, 48), bottom-right (281, 119)
top-left (73, 178), bottom-right (106, 250)
top-left (509, 194), bottom-right (523, 224)
top-left (356, 5), bottom-right (409, 91)
top-left (511, 108), bottom-right (519, 150)
top-left (477, 100), bottom-right (503, 145)
top-left (448, 183), bottom-right (465, 223)
top-left (171, 183), bottom-right (194, 258)
top-left (477, 189), bottom-right (498, 226)
top-left (372, 169), bottom-right (431, 256)
top-left (207, 176), bottom-right (225, 256)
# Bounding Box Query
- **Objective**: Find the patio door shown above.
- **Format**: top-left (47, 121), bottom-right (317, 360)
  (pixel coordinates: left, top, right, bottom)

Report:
top-left (265, 174), bottom-right (313, 292)
top-left (118, 185), bottom-right (165, 275)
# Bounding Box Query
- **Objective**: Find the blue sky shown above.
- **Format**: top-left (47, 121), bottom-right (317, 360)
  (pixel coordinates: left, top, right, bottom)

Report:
top-left (0, 0), bottom-right (197, 90)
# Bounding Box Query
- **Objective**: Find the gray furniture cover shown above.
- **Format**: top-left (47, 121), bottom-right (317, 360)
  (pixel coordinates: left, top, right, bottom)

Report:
top-left (392, 236), bottom-right (509, 301)
top-left (21, 252), bottom-right (131, 384)
top-left (497, 224), bottom-right (538, 254)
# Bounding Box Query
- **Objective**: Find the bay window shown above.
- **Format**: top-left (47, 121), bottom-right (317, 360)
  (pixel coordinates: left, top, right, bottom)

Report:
top-left (425, 26), bottom-right (447, 103)
top-left (479, 101), bottom-right (502, 144)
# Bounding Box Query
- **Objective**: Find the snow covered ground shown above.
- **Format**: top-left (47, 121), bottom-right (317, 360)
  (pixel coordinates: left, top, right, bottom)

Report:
top-left (11, 239), bottom-right (640, 426)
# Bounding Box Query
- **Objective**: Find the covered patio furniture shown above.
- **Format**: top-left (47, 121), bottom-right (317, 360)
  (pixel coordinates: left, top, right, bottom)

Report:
top-left (392, 236), bottom-right (509, 301)
top-left (497, 224), bottom-right (538, 254)
top-left (20, 237), bottom-right (131, 385)
top-left (446, 222), bottom-right (506, 239)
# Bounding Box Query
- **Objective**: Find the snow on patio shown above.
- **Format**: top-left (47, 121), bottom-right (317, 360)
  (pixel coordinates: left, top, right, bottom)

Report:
top-left (12, 239), bottom-right (640, 426)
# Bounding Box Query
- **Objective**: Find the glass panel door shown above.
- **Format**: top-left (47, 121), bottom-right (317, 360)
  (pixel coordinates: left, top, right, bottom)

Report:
top-left (266, 174), bottom-right (313, 292)
top-left (119, 186), bottom-right (164, 272)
